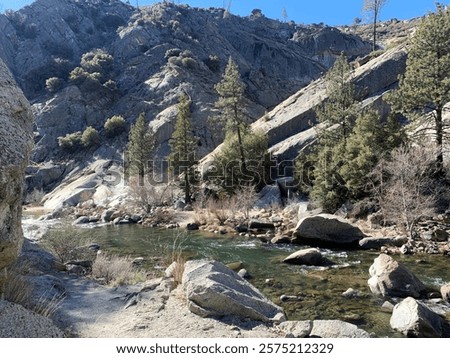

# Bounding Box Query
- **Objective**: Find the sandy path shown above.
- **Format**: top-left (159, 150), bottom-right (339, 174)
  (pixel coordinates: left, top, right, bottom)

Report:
top-left (51, 273), bottom-right (280, 338)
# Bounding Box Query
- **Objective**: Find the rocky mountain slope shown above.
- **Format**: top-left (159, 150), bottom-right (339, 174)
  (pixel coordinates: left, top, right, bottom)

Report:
top-left (0, 0), bottom-right (373, 194)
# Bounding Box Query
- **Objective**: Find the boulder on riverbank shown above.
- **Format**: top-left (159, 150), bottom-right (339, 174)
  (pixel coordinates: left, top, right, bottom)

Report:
top-left (390, 297), bottom-right (450, 338)
top-left (368, 254), bottom-right (426, 298)
top-left (359, 236), bottom-right (408, 250)
top-left (293, 214), bottom-right (365, 248)
top-left (182, 260), bottom-right (286, 323)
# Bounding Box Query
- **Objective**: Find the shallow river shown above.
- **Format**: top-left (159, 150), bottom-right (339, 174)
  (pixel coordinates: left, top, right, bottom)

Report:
top-left (54, 224), bottom-right (450, 337)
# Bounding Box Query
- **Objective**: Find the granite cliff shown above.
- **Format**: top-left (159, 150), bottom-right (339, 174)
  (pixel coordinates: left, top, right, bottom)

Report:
top-left (0, 58), bottom-right (33, 289)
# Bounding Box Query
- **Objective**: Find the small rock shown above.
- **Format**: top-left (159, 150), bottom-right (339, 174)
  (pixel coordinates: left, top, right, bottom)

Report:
top-left (238, 268), bottom-right (250, 279)
top-left (248, 220), bottom-right (275, 230)
top-left (66, 264), bottom-right (85, 275)
top-left (441, 283), bottom-right (450, 302)
top-left (174, 200), bottom-right (185, 210)
top-left (310, 320), bottom-right (370, 338)
top-left (235, 225), bottom-right (248, 233)
top-left (186, 223), bottom-right (200, 231)
top-left (88, 243), bottom-right (101, 251)
top-left (227, 261), bottom-right (244, 271)
top-left (265, 278), bottom-right (274, 285)
top-left (130, 214), bottom-right (142, 223)
top-left (101, 209), bottom-right (115, 222)
top-left (271, 235), bottom-right (291, 244)
top-left (278, 321), bottom-right (312, 338)
top-left (342, 288), bottom-right (359, 298)
top-left (381, 301), bottom-right (395, 313)
top-left (256, 234), bottom-right (269, 243)
top-left (132, 257), bottom-right (145, 266)
top-left (72, 216), bottom-right (90, 225)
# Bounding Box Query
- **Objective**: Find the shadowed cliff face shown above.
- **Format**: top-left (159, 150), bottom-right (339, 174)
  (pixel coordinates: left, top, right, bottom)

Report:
top-left (0, 58), bottom-right (33, 288)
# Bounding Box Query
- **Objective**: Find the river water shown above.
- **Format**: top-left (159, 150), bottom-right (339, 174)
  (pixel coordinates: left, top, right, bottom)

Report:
top-left (47, 223), bottom-right (450, 337)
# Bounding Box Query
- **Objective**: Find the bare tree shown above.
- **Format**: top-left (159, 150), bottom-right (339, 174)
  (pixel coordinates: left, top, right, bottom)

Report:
top-left (234, 184), bottom-right (258, 222)
top-left (363, 0), bottom-right (388, 51)
top-left (371, 145), bottom-right (439, 238)
top-left (282, 7), bottom-right (288, 23)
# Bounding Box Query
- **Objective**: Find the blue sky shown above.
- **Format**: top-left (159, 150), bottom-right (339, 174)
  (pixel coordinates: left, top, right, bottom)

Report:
top-left (0, 0), bottom-right (447, 25)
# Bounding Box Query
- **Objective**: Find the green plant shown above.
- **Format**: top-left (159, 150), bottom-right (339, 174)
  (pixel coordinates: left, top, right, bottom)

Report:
top-left (58, 131), bottom-right (83, 153)
top-left (168, 92), bottom-right (198, 203)
top-left (104, 115), bottom-right (126, 138)
top-left (41, 226), bottom-right (91, 263)
top-left (81, 126), bottom-right (101, 148)
top-left (45, 77), bottom-right (63, 93)
top-left (204, 54), bottom-right (221, 72)
top-left (126, 113), bottom-right (155, 179)
top-left (181, 57), bottom-right (197, 69)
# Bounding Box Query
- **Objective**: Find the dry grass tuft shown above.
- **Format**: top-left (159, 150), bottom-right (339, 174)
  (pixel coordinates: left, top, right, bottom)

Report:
top-left (91, 253), bottom-right (145, 286)
top-left (2, 268), bottom-right (64, 318)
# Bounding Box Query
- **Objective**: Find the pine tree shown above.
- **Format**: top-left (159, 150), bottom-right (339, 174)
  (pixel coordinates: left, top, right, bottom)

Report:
top-left (308, 54), bottom-right (357, 210)
top-left (168, 92), bottom-right (197, 204)
top-left (388, 5), bottom-right (450, 172)
top-left (214, 57), bottom-right (249, 173)
top-left (340, 110), bottom-right (405, 200)
top-left (316, 54), bottom-right (357, 147)
top-left (126, 113), bottom-right (155, 181)
top-left (211, 130), bottom-right (270, 193)
top-left (363, 0), bottom-right (388, 51)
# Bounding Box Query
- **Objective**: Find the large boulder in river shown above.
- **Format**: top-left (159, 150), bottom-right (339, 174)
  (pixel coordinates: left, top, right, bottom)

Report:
top-left (390, 297), bottom-right (450, 338)
top-left (368, 254), bottom-right (426, 298)
top-left (0, 59), bottom-right (33, 290)
top-left (283, 248), bottom-right (333, 266)
top-left (182, 260), bottom-right (286, 323)
top-left (293, 214), bottom-right (365, 248)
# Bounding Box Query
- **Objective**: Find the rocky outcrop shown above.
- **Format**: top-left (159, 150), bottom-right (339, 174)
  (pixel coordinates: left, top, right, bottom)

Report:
top-left (368, 254), bottom-right (427, 298)
top-left (182, 260), bottom-right (285, 323)
top-left (0, 1), bottom-right (371, 175)
top-left (293, 214), bottom-right (366, 248)
top-left (0, 300), bottom-right (63, 338)
top-left (390, 297), bottom-right (450, 338)
top-left (251, 45), bottom-right (408, 162)
top-left (283, 248), bottom-right (333, 266)
top-left (0, 58), bottom-right (33, 290)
